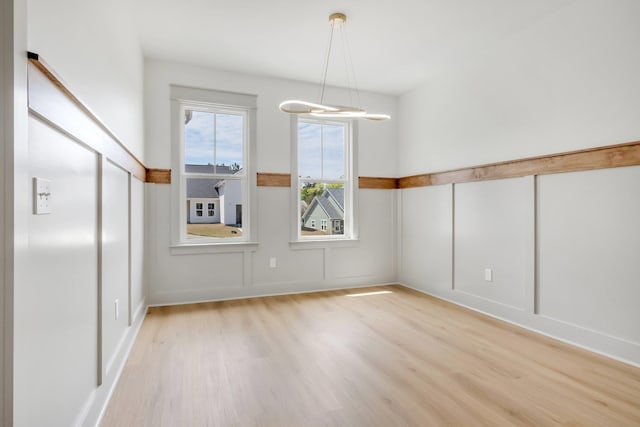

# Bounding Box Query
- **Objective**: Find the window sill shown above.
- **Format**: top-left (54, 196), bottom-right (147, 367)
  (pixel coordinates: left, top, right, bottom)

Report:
top-left (170, 241), bottom-right (259, 255)
top-left (289, 238), bottom-right (359, 250)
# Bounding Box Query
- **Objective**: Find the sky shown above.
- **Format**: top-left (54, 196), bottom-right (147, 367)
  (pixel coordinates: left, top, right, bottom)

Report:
top-left (185, 111), bottom-right (346, 179)
top-left (185, 110), bottom-right (243, 168)
top-left (298, 121), bottom-right (345, 180)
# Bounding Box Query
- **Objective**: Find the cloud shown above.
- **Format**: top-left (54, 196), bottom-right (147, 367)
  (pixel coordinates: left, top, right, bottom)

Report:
top-left (298, 121), bottom-right (345, 179)
top-left (185, 111), bottom-right (244, 167)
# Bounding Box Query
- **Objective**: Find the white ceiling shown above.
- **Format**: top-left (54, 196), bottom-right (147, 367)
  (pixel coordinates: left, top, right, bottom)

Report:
top-left (132, 0), bottom-right (573, 95)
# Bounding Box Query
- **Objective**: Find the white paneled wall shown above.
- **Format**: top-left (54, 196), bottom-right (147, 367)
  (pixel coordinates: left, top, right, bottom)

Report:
top-left (147, 185), bottom-right (397, 305)
top-left (16, 117), bottom-right (100, 427)
top-left (14, 116), bottom-right (146, 427)
top-left (454, 178), bottom-right (530, 310)
top-left (130, 177), bottom-right (146, 321)
top-left (144, 59), bottom-right (398, 306)
top-left (537, 167), bottom-right (640, 345)
top-left (400, 166), bottom-right (640, 366)
top-left (400, 185), bottom-right (453, 293)
top-left (101, 160), bottom-right (131, 377)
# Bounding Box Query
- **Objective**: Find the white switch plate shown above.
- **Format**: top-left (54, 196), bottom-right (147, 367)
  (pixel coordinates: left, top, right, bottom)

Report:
top-left (33, 177), bottom-right (52, 215)
top-left (114, 299), bottom-right (119, 320)
top-left (484, 268), bottom-right (493, 282)
top-left (269, 257), bottom-right (277, 268)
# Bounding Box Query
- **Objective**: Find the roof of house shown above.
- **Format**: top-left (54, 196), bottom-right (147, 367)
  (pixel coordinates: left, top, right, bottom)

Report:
top-left (185, 164), bottom-right (242, 198)
top-left (185, 164), bottom-right (238, 174)
top-left (187, 178), bottom-right (220, 199)
top-left (304, 187), bottom-right (344, 221)
top-left (327, 188), bottom-right (344, 209)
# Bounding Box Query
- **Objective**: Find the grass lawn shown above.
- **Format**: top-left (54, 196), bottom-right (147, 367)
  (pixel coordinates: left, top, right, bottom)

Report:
top-left (187, 223), bottom-right (243, 238)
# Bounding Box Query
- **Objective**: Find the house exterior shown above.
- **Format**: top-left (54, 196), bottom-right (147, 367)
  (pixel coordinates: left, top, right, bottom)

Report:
top-left (186, 164), bottom-right (242, 225)
top-left (217, 179), bottom-right (243, 226)
top-left (301, 187), bottom-right (344, 235)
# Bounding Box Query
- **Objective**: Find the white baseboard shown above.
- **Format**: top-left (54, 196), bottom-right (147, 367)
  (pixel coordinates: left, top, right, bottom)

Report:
top-left (397, 283), bottom-right (640, 369)
top-left (148, 276), bottom-right (396, 307)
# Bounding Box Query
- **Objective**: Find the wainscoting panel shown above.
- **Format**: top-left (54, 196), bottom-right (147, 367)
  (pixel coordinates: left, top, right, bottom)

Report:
top-left (453, 178), bottom-right (529, 310)
top-left (130, 177), bottom-right (146, 323)
top-left (19, 116), bottom-right (100, 427)
top-left (537, 166), bottom-right (640, 344)
top-left (399, 185), bottom-right (453, 293)
top-left (20, 55), bottom-right (148, 427)
top-left (401, 165), bottom-right (640, 367)
top-left (101, 159), bottom-right (131, 377)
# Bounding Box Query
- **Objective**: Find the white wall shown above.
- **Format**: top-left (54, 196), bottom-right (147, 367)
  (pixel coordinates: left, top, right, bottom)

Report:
top-left (399, 0), bottom-right (640, 366)
top-left (398, 0), bottom-right (640, 175)
top-left (27, 0), bottom-right (144, 161)
top-left (537, 167), bottom-right (640, 345)
top-left (16, 118), bottom-right (100, 427)
top-left (101, 160), bottom-right (130, 379)
top-left (15, 112), bottom-right (147, 427)
top-left (131, 177), bottom-right (145, 323)
top-left (145, 59), bottom-right (397, 305)
top-left (10, 1), bottom-right (147, 425)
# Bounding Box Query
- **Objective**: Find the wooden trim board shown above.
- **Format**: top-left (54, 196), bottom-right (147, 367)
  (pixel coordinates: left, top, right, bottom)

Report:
top-left (358, 176), bottom-right (398, 189)
top-left (146, 169), bottom-right (171, 184)
top-left (255, 174), bottom-right (399, 189)
top-left (257, 173), bottom-right (290, 187)
top-left (27, 52), bottom-right (147, 182)
top-left (399, 141), bottom-right (640, 189)
top-left (29, 53), bottom-right (640, 189)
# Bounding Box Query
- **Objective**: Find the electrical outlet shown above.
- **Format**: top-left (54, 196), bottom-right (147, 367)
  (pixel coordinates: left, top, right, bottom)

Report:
top-left (484, 268), bottom-right (493, 282)
top-left (33, 177), bottom-right (52, 214)
top-left (269, 257), bottom-right (277, 268)
top-left (114, 299), bottom-right (119, 320)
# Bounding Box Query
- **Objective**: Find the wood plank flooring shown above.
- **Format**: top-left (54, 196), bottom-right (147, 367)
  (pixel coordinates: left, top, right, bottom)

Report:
top-left (100, 285), bottom-right (640, 426)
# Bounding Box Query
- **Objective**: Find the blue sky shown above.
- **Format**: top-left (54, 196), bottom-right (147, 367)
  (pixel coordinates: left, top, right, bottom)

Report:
top-left (298, 121), bottom-right (345, 179)
top-left (185, 110), bottom-right (243, 168)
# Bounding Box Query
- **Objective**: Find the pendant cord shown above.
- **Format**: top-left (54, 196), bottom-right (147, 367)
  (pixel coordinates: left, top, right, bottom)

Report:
top-left (319, 23), bottom-right (336, 105)
top-left (343, 24), bottom-right (361, 109)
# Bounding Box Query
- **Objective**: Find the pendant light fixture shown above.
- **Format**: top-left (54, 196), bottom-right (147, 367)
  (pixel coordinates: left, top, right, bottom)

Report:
top-left (279, 13), bottom-right (390, 121)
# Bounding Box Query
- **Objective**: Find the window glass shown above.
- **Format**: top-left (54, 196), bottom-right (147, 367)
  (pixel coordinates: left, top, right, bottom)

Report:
top-left (182, 108), bottom-right (246, 241)
top-left (184, 111), bottom-right (214, 166)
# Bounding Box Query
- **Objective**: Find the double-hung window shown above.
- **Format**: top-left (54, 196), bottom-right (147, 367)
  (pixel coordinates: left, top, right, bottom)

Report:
top-left (171, 85), bottom-right (256, 245)
top-left (294, 117), bottom-right (357, 241)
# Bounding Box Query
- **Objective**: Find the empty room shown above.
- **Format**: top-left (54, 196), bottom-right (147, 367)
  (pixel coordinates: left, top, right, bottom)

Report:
top-left (2, 0), bottom-right (640, 426)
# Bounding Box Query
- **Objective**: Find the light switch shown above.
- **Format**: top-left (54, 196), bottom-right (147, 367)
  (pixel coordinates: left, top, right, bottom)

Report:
top-left (269, 257), bottom-right (277, 268)
top-left (33, 177), bottom-right (52, 214)
top-left (484, 268), bottom-right (493, 282)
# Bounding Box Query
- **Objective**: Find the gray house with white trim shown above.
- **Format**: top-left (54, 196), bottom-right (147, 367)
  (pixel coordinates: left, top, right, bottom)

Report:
top-left (186, 164), bottom-right (242, 225)
top-left (301, 187), bottom-right (344, 235)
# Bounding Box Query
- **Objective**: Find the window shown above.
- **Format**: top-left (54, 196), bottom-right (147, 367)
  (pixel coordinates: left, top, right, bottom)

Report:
top-left (294, 118), bottom-right (356, 240)
top-left (171, 85), bottom-right (256, 245)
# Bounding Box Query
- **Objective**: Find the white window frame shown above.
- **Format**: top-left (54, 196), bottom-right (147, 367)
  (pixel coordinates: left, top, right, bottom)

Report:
top-left (290, 116), bottom-right (358, 244)
top-left (207, 203), bottom-right (215, 217)
top-left (321, 219), bottom-right (327, 231)
top-left (170, 85), bottom-right (257, 250)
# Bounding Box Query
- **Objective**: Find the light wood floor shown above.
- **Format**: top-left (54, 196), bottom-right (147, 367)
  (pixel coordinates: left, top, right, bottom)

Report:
top-left (101, 285), bottom-right (640, 426)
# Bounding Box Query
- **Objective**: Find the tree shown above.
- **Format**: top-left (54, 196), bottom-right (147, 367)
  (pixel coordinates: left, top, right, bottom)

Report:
top-left (300, 182), bottom-right (325, 205)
